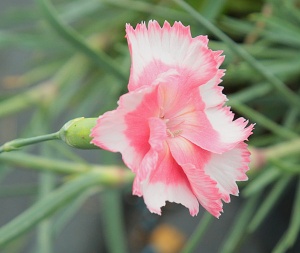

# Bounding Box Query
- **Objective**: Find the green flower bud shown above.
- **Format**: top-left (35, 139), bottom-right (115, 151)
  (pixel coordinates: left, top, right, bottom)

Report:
top-left (59, 117), bottom-right (99, 149)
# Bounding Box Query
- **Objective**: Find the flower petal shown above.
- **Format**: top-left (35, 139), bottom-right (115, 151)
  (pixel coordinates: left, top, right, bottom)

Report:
top-left (176, 103), bottom-right (254, 154)
top-left (126, 20), bottom-right (220, 91)
top-left (91, 85), bottom-right (158, 172)
top-left (134, 145), bottom-right (199, 216)
top-left (203, 142), bottom-right (250, 203)
top-left (167, 137), bottom-right (223, 218)
top-left (135, 117), bottom-right (168, 183)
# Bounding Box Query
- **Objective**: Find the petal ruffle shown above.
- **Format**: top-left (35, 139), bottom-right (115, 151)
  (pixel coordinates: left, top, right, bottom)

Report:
top-left (203, 142), bottom-right (250, 203)
top-left (134, 145), bottom-right (199, 216)
top-left (167, 137), bottom-right (223, 218)
top-left (204, 106), bottom-right (254, 151)
top-left (199, 69), bottom-right (226, 109)
top-left (126, 20), bottom-right (220, 91)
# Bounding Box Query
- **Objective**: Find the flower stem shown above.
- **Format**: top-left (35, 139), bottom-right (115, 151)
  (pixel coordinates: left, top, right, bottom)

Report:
top-left (0, 117), bottom-right (98, 153)
top-left (0, 132), bottom-right (60, 153)
top-left (181, 212), bottom-right (213, 253)
top-left (250, 138), bottom-right (300, 171)
top-left (263, 138), bottom-right (300, 160)
top-left (0, 152), bottom-right (126, 175)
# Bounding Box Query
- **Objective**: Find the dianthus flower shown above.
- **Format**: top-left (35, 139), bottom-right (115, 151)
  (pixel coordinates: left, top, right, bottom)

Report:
top-left (91, 20), bottom-right (254, 217)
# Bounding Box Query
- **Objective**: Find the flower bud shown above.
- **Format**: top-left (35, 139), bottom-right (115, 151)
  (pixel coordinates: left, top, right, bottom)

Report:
top-left (59, 117), bottom-right (98, 149)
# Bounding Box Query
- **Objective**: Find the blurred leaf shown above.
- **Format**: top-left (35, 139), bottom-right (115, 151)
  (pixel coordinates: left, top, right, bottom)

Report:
top-left (0, 171), bottom-right (101, 248)
top-left (243, 167), bottom-right (281, 197)
top-left (272, 177), bottom-right (300, 253)
top-left (219, 193), bottom-right (261, 253)
top-left (101, 190), bottom-right (128, 253)
top-left (248, 175), bottom-right (292, 233)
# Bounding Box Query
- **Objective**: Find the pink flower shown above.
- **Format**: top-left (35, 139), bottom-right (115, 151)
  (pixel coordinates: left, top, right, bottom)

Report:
top-left (91, 20), bottom-right (254, 218)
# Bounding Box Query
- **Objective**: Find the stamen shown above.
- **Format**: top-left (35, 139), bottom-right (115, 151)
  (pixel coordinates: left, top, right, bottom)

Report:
top-left (159, 107), bottom-right (165, 119)
top-left (167, 129), bottom-right (183, 138)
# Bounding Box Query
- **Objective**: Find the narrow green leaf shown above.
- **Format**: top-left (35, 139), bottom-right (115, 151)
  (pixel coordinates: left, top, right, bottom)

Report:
top-left (228, 83), bottom-right (272, 103)
top-left (272, 177), bottom-right (300, 253)
top-left (36, 171), bottom-right (56, 253)
top-left (248, 175), bottom-right (292, 233)
top-left (0, 166), bottom-right (11, 184)
top-left (254, 15), bottom-right (300, 46)
top-left (180, 212), bottom-right (213, 253)
top-left (101, 190), bottom-right (128, 253)
top-left (53, 187), bottom-right (99, 237)
top-left (269, 159), bottom-right (300, 174)
top-left (218, 193), bottom-right (261, 253)
top-left (37, 0), bottom-right (127, 83)
top-left (103, 0), bottom-right (195, 24)
top-left (0, 171), bottom-right (101, 248)
top-left (201, 0), bottom-right (226, 21)
top-left (243, 167), bottom-right (281, 197)
top-left (0, 185), bottom-right (37, 198)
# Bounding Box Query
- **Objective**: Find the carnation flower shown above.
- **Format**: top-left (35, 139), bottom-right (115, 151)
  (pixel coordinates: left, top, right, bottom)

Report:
top-left (91, 20), bottom-right (253, 217)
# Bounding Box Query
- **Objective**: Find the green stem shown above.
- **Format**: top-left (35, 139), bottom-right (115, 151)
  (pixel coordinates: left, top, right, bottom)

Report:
top-left (219, 193), bottom-right (261, 253)
top-left (228, 83), bottom-right (272, 103)
top-left (272, 177), bottom-right (300, 253)
top-left (180, 212), bottom-right (213, 253)
top-left (104, 0), bottom-right (194, 23)
top-left (0, 132), bottom-right (60, 153)
top-left (0, 117), bottom-right (98, 153)
top-left (264, 138), bottom-right (300, 160)
top-left (101, 190), bottom-right (129, 253)
top-left (37, 172), bottom-right (55, 253)
top-left (173, 0), bottom-right (300, 109)
top-left (0, 152), bottom-right (128, 175)
top-left (250, 138), bottom-right (300, 171)
top-left (0, 82), bottom-right (56, 119)
top-left (37, 0), bottom-right (127, 83)
top-left (247, 175), bottom-right (292, 233)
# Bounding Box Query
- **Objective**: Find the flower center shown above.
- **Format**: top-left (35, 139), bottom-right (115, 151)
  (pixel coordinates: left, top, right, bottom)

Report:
top-left (159, 107), bottom-right (183, 138)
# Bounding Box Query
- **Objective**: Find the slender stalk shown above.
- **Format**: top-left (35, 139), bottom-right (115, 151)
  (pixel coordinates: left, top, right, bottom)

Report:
top-left (0, 152), bottom-right (127, 175)
top-left (180, 212), bottom-right (213, 253)
top-left (37, 171), bottom-right (55, 253)
top-left (173, 0), bottom-right (300, 109)
top-left (219, 193), bottom-right (261, 253)
top-left (228, 83), bottom-right (271, 103)
top-left (264, 138), bottom-right (300, 160)
top-left (0, 117), bottom-right (98, 153)
top-left (250, 138), bottom-right (300, 171)
top-left (248, 175), bottom-right (292, 233)
top-left (0, 132), bottom-right (60, 153)
top-left (104, 0), bottom-right (194, 23)
top-left (0, 82), bottom-right (56, 118)
top-left (272, 177), bottom-right (300, 253)
top-left (101, 190), bottom-right (129, 253)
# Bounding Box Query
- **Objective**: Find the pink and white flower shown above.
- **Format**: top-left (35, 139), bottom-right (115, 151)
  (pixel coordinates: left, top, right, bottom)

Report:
top-left (91, 20), bottom-right (254, 218)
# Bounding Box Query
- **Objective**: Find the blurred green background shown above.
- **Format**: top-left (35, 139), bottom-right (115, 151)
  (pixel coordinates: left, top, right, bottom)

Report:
top-left (0, 0), bottom-right (300, 252)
